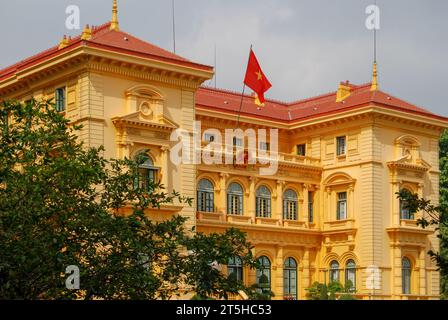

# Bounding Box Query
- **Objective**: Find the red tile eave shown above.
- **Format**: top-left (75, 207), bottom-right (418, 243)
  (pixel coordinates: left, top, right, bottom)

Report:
top-left (0, 39), bottom-right (212, 84)
top-left (197, 101), bottom-right (448, 127)
top-left (85, 42), bottom-right (212, 72)
top-left (371, 101), bottom-right (448, 123)
top-left (0, 41), bottom-right (83, 82)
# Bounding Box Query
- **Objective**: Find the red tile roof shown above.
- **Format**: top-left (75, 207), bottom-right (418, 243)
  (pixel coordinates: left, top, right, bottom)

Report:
top-left (0, 22), bottom-right (212, 82)
top-left (196, 83), bottom-right (448, 123)
top-left (1, 21), bottom-right (445, 125)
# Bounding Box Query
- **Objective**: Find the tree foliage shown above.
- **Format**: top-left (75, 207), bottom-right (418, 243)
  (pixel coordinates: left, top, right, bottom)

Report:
top-left (0, 99), bottom-right (257, 300)
top-left (397, 189), bottom-right (448, 299)
top-left (396, 129), bottom-right (448, 299)
top-left (306, 281), bottom-right (356, 300)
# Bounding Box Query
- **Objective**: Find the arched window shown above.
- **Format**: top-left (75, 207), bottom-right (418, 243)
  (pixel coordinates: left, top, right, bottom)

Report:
top-left (134, 153), bottom-right (158, 191)
top-left (197, 179), bottom-right (214, 212)
top-left (402, 257), bottom-right (412, 294)
top-left (284, 257), bottom-right (298, 300)
top-left (400, 189), bottom-right (414, 220)
top-left (329, 260), bottom-right (340, 283)
top-left (227, 183), bottom-right (243, 215)
top-left (256, 256), bottom-right (271, 295)
top-left (345, 260), bottom-right (356, 291)
top-left (283, 189), bottom-right (298, 221)
top-left (228, 256), bottom-right (243, 283)
top-left (256, 186), bottom-right (271, 218)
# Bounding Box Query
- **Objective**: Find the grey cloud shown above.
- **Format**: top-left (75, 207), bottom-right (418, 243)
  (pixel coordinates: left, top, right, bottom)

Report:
top-left (0, 0), bottom-right (446, 115)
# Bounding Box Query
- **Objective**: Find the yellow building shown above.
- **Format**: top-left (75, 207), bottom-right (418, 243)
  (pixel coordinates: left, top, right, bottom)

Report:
top-left (1, 2), bottom-right (447, 300)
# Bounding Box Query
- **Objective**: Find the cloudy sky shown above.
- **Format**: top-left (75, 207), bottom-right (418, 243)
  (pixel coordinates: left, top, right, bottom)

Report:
top-left (0, 0), bottom-right (446, 115)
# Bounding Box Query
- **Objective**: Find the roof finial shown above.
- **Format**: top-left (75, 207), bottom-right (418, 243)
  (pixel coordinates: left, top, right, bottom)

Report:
top-left (110, 0), bottom-right (119, 31)
top-left (370, 61), bottom-right (378, 91)
top-left (58, 35), bottom-right (70, 50)
top-left (81, 24), bottom-right (92, 40)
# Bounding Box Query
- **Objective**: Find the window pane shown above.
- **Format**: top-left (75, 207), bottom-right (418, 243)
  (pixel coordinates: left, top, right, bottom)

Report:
top-left (402, 257), bottom-right (411, 294)
top-left (400, 190), bottom-right (414, 220)
top-left (228, 183), bottom-right (243, 215)
top-left (337, 136), bottom-right (346, 156)
top-left (256, 186), bottom-right (271, 218)
top-left (337, 192), bottom-right (347, 220)
top-left (308, 191), bottom-right (314, 223)
top-left (345, 260), bottom-right (356, 291)
top-left (259, 142), bottom-right (269, 151)
top-left (257, 256), bottom-right (271, 294)
top-left (228, 256), bottom-right (243, 282)
top-left (297, 144), bottom-right (306, 156)
top-left (330, 261), bottom-right (340, 282)
top-left (55, 88), bottom-right (66, 112)
top-left (233, 137), bottom-right (243, 147)
top-left (204, 133), bottom-right (215, 142)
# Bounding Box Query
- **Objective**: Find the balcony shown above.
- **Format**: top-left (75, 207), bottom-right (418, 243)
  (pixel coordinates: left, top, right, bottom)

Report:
top-left (323, 219), bottom-right (355, 232)
top-left (196, 211), bottom-right (314, 231)
top-left (196, 145), bottom-right (321, 170)
top-left (322, 219), bottom-right (357, 246)
top-left (255, 217), bottom-right (281, 226)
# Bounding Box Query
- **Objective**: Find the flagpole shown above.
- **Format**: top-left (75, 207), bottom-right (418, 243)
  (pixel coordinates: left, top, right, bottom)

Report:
top-left (235, 44), bottom-right (253, 130)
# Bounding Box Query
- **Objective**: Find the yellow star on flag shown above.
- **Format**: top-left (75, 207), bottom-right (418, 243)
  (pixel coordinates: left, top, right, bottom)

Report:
top-left (255, 70), bottom-right (263, 81)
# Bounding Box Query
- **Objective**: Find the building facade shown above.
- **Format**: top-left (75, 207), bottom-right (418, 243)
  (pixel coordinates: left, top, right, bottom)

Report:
top-left (1, 9), bottom-right (447, 300)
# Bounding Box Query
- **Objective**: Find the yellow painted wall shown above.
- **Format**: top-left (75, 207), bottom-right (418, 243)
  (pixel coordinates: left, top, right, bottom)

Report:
top-left (1, 46), bottom-right (444, 300)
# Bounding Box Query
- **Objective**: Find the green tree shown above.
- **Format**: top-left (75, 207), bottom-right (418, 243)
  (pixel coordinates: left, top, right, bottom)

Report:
top-left (0, 99), bottom-right (257, 300)
top-left (182, 228), bottom-right (257, 300)
top-left (306, 281), bottom-right (356, 300)
top-left (396, 130), bottom-right (448, 299)
top-left (439, 130), bottom-right (448, 298)
top-left (397, 190), bottom-right (448, 299)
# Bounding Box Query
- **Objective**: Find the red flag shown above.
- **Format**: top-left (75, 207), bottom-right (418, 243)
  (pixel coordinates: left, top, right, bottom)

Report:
top-left (244, 49), bottom-right (272, 105)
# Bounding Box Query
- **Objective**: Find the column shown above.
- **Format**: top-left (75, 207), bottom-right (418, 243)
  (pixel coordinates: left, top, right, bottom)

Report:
top-left (248, 177), bottom-right (257, 221)
top-left (417, 183), bottom-right (424, 220)
top-left (391, 245), bottom-right (402, 298)
top-left (418, 248), bottom-right (427, 295)
top-left (217, 173), bottom-right (228, 214)
top-left (325, 187), bottom-right (332, 222)
top-left (391, 181), bottom-right (401, 226)
top-left (275, 246), bottom-right (284, 299)
top-left (276, 180), bottom-right (285, 223)
top-left (348, 184), bottom-right (354, 220)
top-left (302, 184), bottom-right (309, 222)
top-left (301, 249), bottom-right (311, 300)
top-left (160, 146), bottom-right (170, 191)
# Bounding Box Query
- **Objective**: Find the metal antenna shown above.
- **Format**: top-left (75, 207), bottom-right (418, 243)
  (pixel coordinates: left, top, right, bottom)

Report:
top-left (172, 0), bottom-right (176, 53)
top-left (370, 0), bottom-right (379, 91)
top-left (214, 44), bottom-right (217, 88)
top-left (374, 0), bottom-right (377, 63)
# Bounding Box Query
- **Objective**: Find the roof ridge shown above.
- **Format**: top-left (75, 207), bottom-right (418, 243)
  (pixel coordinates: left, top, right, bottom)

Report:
top-left (287, 82), bottom-right (372, 106)
top-left (199, 86), bottom-right (289, 105)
